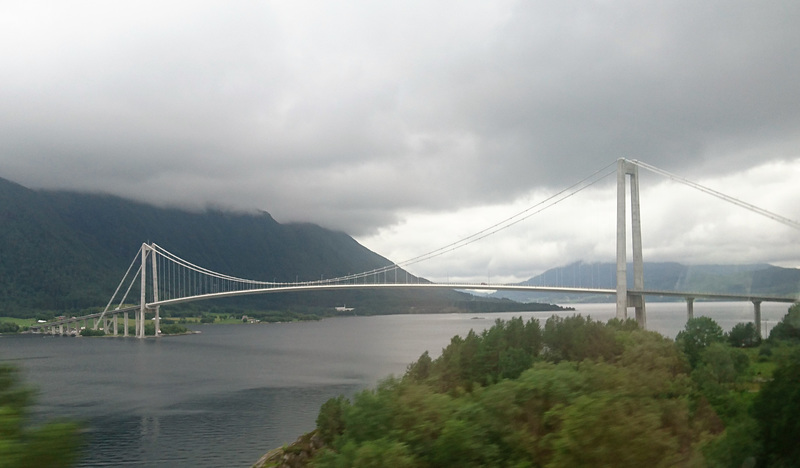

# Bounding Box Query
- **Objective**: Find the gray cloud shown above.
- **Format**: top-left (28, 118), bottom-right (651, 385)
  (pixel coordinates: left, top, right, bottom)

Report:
top-left (2, 0), bottom-right (799, 243)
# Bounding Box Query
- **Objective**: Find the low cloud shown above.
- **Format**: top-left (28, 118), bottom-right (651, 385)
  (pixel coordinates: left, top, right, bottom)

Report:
top-left (1, 1), bottom-right (799, 277)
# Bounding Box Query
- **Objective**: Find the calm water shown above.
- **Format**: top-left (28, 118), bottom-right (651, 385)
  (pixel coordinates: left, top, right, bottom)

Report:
top-left (0, 302), bottom-right (790, 467)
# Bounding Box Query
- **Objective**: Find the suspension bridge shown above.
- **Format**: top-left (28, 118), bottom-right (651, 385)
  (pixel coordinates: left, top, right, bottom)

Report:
top-left (30, 159), bottom-right (799, 338)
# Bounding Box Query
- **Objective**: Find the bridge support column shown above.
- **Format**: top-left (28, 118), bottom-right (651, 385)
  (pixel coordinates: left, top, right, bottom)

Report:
top-left (138, 244), bottom-right (148, 338)
top-left (616, 159), bottom-right (646, 327)
top-left (151, 247), bottom-right (160, 337)
top-left (686, 297), bottom-right (695, 321)
top-left (113, 315), bottom-right (118, 336)
top-left (753, 300), bottom-right (762, 338)
top-left (124, 312), bottom-right (129, 337)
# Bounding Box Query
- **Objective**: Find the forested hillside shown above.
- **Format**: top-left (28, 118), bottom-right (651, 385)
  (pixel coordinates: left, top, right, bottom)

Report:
top-left (0, 177), bottom-right (563, 319)
top-left (0, 177), bottom-right (413, 315)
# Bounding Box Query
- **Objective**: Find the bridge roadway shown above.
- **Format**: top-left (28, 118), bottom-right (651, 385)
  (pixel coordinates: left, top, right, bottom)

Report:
top-left (29, 282), bottom-right (797, 336)
top-left (29, 305), bottom-right (140, 336)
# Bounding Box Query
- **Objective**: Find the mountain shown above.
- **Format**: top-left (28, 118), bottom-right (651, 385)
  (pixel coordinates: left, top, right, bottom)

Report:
top-left (490, 261), bottom-right (800, 303)
top-left (0, 177), bottom-right (561, 318)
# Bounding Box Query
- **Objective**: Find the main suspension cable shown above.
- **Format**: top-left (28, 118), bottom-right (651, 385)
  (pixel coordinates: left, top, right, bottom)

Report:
top-left (393, 160), bottom-right (618, 269)
top-left (632, 159), bottom-right (800, 230)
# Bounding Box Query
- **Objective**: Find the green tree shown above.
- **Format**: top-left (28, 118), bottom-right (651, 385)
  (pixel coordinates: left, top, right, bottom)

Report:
top-left (315, 438), bottom-right (416, 468)
top-left (753, 348), bottom-right (800, 467)
top-left (727, 322), bottom-right (760, 348)
top-left (0, 363), bottom-right (83, 467)
top-left (676, 316), bottom-right (725, 367)
top-left (767, 303), bottom-right (800, 342)
top-left (542, 315), bottom-right (620, 362)
top-left (316, 395), bottom-right (349, 444)
top-left (0, 322), bottom-right (20, 333)
top-left (691, 343), bottom-right (751, 423)
top-left (159, 323), bottom-right (189, 335)
top-left (702, 416), bottom-right (759, 468)
top-left (546, 394), bottom-right (682, 468)
top-left (405, 351), bottom-right (432, 382)
top-left (694, 343), bottom-right (749, 388)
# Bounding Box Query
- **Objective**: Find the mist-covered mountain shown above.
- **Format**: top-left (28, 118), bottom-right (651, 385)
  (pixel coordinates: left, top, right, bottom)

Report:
top-left (490, 261), bottom-right (800, 303)
top-left (0, 177), bottom-right (556, 317)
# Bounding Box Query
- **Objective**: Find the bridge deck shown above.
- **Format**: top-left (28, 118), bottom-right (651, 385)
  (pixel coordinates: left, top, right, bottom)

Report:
top-left (29, 283), bottom-right (796, 332)
top-left (147, 282), bottom-right (797, 307)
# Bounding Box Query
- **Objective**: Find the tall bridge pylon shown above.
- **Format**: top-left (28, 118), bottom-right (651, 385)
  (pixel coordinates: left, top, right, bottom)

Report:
top-left (616, 158), bottom-right (646, 326)
top-left (139, 243), bottom-right (160, 339)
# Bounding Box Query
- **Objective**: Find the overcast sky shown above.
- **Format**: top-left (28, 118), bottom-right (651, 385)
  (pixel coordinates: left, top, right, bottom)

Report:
top-left (2, 1), bottom-right (799, 282)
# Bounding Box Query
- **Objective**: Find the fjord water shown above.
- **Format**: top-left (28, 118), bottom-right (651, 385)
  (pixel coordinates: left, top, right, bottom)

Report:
top-left (0, 302), bottom-right (790, 467)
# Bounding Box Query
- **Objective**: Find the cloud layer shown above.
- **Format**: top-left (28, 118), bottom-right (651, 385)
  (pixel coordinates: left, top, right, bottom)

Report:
top-left (2, 1), bottom-right (799, 280)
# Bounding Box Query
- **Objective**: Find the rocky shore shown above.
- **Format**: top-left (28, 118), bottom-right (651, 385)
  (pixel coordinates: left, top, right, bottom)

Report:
top-left (251, 431), bottom-right (324, 468)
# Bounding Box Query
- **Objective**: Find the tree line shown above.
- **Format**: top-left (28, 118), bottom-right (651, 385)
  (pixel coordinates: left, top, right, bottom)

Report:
top-left (309, 304), bottom-right (800, 467)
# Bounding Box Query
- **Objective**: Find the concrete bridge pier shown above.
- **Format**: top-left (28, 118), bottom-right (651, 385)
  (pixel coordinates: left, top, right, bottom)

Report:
top-left (626, 293), bottom-right (646, 328)
top-left (753, 300), bottom-right (762, 338)
top-left (137, 244), bottom-right (148, 338)
top-left (135, 309), bottom-right (143, 338)
top-left (153, 306), bottom-right (160, 337)
top-left (124, 312), bottom-right (129, 337)
top-left (686, 297), bottom-right (695, 321)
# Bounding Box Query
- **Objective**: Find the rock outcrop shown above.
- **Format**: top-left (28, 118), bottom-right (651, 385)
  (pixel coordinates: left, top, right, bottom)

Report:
top-left (251, 431), bottom-right (325, 468)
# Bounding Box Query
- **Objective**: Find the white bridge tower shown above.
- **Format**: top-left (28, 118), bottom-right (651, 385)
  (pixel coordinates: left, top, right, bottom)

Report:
top-left (616, 159), bottom-right (646, 327)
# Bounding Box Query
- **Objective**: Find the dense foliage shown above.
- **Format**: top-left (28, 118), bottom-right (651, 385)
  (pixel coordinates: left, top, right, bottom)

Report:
top-left (160, 323), bottom-right (190, 334)
top-left (676, 316), bottom-right (726, 366)
top-left (767, 302), bottom-right (800, 342)
top-left (311, 308), bottom-right (800, 468)
top-left (0, 321), bottom-right (20, 333)
top-left (0, 363), bottom-right (83, 467)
